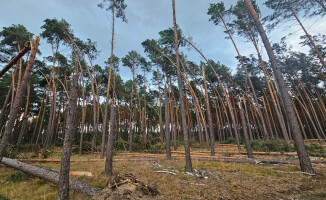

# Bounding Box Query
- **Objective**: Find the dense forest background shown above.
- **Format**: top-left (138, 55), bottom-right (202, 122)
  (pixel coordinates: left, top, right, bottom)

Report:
top-left (0, 0), bottom-right (326, 199)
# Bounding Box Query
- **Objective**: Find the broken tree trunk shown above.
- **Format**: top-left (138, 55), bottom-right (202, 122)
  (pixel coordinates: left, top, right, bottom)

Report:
top-left (1, 157), bottom-right (101, 196)
top-left (0, 37), bottom-right (40, 161)
top-left (0, 42), bottom-right (31, 78)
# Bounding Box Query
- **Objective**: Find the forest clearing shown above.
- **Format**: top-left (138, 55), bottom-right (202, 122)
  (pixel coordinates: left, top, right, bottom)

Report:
top-left (1, 0), bottom-right (326, 199)
top-left (1, 141), bottom-right (326, 200)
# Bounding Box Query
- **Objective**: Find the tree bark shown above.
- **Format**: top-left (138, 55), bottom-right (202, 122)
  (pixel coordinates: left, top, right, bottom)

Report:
top-left (244, 0), bottom-right (314, 174)
top-left (105, 105), bottom-right (116, 176)
top-left (58, 74), bottom-right (79, 200)
top-left (0, 36), bottom-right (40, 161)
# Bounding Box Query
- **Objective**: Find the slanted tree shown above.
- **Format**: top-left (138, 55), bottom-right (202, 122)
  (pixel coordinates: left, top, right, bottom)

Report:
top-left (244, 0), bottom-right (315, 175)
top-left (208, 1), bottom-right (270, 141)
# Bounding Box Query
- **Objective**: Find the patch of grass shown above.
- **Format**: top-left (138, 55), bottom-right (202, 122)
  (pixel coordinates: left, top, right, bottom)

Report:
top-left (305, 143), bottom-right (326, 157)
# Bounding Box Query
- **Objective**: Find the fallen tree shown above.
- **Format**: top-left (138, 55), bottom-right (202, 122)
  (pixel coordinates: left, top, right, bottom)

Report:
top-left (1, 157), bottom-right (101, 196)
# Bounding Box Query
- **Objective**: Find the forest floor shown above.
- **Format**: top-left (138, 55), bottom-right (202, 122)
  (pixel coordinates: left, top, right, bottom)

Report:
top-left (1, 142), bottom-right (326, 200)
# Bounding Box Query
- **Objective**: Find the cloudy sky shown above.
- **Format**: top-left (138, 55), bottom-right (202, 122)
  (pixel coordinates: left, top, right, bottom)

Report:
top-left (1, 0), bottom-right (325, 81)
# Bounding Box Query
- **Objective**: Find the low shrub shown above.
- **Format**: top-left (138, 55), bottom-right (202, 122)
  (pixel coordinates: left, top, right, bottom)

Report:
top-left (248, 139), bottom-right (294, 152)
top-left (147, 143), bottom-right (163, 154)
top-left (222, 137), bottom-right (244, 145)
top-left (0, 194), bottom-right (9, 200)
top-left (10, 171), bottom-right (29, 182)
top-left (114, 139), bottom-right (128, 151)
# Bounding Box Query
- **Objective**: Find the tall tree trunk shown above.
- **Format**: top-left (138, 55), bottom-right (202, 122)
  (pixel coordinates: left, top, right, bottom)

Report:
top-left (129, 67), bottom-right (135, 152)
top-left (17, 83), bottom-right (31, 146)
top-left (243, 98), bottom-right (253, 141)
top-left (202, 65), bottom-right (215, 156)
top-left (31, 92), bottom-right (46, 143)
top-left (156, 64), bottom-right (164, 140)
top-left (105, 105), bottom-right (116, 176)
top-left (101, 0), bottom-right (115, 159)
top-left (244, 0), bottom-right (314, 174)
top-left (172, 0), bottom-right (192, 172)
top-left (0, 36), bottom-right (40, 161)
top-left (164, 85), bottom-right (171, 159)
top-left (58, 74), bottom-right (79, 200)
top-left (239, 98), bottom-right (253, 158)
top-left (34, 90), bottom-right (49, 151)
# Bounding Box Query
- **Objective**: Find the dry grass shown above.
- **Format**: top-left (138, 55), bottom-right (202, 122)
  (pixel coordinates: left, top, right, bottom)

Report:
top-left (1, 144), bottom-right (326, 200)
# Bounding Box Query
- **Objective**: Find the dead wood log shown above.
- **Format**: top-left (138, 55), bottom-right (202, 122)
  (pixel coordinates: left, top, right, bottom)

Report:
top-left (0, 42), bottom-right (31, 78)
top-left (1, 157), bottom-right (101, 196)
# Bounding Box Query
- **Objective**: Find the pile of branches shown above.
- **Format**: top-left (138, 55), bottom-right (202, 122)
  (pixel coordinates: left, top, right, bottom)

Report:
top-left (93, 174), bottom-right (159, 200)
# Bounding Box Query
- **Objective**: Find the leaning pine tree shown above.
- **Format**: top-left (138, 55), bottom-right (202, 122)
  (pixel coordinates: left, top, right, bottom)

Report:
top-left (243, 0), bottom-right (315, 175)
